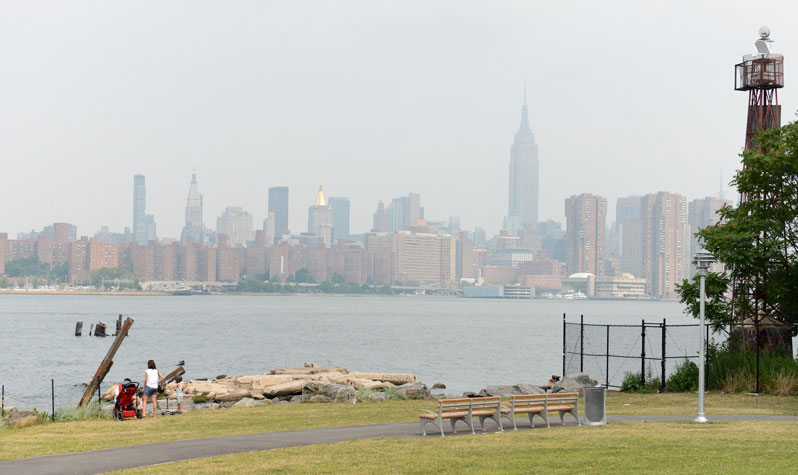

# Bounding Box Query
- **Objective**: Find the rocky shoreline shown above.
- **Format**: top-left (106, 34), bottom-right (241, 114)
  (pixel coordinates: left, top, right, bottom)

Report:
top-left (97, 362), bottom-right (598, 412)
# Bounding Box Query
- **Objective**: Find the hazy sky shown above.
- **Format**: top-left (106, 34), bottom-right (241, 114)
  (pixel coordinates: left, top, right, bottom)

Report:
top-left (2, 1), bottom-right (797, 239)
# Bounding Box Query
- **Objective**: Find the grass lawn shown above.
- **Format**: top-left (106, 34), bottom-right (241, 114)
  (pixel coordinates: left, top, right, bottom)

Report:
top-left (2, 392), bottom-right (797, 462)
top-left (116, 420), bottom-right (798, 474)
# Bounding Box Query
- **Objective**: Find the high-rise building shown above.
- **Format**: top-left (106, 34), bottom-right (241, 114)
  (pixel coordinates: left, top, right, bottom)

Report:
top-left (640, 192), bottom-right (689, 299)
top-left (616, 196), bottom-right (643, 278)
top-left (388, 196), bottom-right (407, 233)
top-left (688, 197), bottom-right (729, 275)
top-left (372, 201), bottom-right (389, 232)
top-left (406, 192), bottom-right (423, 228)
top-left (472, 227), bottom-right (487, 247)
top-left (268, 186), bottom-right (289, 243)
top-left (145, 215), bottom-right (157, 243)
top-left (508, 91), bottom-right (540, 229)
top-left (537, 220), bottom-right (566, 262)
top-left (308, 185), bottom-right (333, 246)
top-left (216, 207), bottom-right (254, 247)
top-left (329, 197), bottom-right (350, 241)
top-left (263, 212), bottom-right (276, 245)
top-left (181, 169), bottom-right (204, 245)
top-left (565, 194), bottom-right (607, 276)
top-left (133, 175), bottom-right (147, 245)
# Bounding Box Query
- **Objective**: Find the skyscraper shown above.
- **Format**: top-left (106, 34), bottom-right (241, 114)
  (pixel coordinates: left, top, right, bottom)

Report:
top-left (268, 186), bottom-right (289, 243)
top-left (508, 91), bottom-right (540, 230)
top-left (640, 192), bottom-right (689, 299)
top-left (616, 196), bottom-right (643, 278)
top-left (308, 185), bottom-right (333, 246)
top-left (372, 201), bottom-right (389, 232)
top-left (181, 169), bottom-right (204, 245)
top-left (688, 197), bottom-right (729, 276)
top-left (329, 197), bottom-right (350, 241)
top-left (216, 207), bottom-right (254, 247)
top-left (133, 175), bottom-right (146, 245)
top-left (565, 194), bottom-right (607, 276)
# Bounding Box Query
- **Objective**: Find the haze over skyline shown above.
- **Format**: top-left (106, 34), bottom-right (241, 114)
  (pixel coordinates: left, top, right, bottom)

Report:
top-left (2, 1), bottom-right (797, 239)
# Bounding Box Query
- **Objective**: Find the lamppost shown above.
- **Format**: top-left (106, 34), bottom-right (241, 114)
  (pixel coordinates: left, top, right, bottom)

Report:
top-left (693, 248), bottom-right (713, 424)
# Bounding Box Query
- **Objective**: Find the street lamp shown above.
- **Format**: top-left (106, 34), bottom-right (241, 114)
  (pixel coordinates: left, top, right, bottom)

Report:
top-left (693, 248), bottom-right (714, 424)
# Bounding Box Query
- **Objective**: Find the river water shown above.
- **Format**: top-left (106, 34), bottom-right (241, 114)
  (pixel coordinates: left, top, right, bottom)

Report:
top-left (0, 294), bottom-right (692, 410)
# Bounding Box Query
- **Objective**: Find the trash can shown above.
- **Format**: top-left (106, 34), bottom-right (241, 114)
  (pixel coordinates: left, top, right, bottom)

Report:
top-left (582, 386), bottom-right (606, 425)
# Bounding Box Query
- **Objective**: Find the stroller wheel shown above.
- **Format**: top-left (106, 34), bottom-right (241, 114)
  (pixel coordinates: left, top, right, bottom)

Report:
top-left (114, 408), bottom-right (123, 421)
top-left (135, 409), bottom-right (142, 419)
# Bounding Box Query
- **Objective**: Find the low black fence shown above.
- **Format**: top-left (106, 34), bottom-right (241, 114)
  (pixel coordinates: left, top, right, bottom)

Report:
top-left (563, 315), bottom-right (798, 392)
top-left (562, 314), bottom-right (710, 391)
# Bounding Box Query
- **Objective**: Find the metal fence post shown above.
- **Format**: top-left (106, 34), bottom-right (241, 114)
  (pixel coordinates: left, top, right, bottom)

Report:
top-left (562, 313), bottom-right (566, 377)
top-left (641, 319), bottom-right (646, 386)
top-left (51, 379), bottom-right (55, 422)
top-left (661, 319), bottom-right (666, 393)
top-left (755, 318), bottom-right (761, 393)
top-left (1, 384), bottom-right (4, 414)
top-left (580, 314), bottom-right (584, 373)
top-left (606, 325), bottom-right (610, 388)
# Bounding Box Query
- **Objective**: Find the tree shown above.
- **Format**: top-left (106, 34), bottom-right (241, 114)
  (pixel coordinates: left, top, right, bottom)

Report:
top-left (331, 273), bottom-right (345, 284)
top-left (293, 268), bottom-right (315, 284)
top-left (676, 273), bottom-right (732, 332)
top-left (688, 119), bottom-right (798, 328)
top-left (5, 257), bottom-right (46, 277)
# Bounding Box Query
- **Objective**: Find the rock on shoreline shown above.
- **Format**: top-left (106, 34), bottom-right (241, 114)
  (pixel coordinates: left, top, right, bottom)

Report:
top-left (177, 364), bottom-right (425, 406)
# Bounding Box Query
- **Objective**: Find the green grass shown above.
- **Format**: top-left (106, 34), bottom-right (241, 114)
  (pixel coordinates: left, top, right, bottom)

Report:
top-left (2, 392), bottom-right (798, 463)
top-left (119, 421), bottom-right (798, 474)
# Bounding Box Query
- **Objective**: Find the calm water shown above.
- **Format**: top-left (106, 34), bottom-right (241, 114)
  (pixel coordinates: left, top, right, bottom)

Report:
top-left (0, 294), bottom-right (691, 410)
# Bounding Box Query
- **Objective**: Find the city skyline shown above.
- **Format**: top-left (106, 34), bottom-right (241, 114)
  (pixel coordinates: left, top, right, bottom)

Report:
top-left (3, 2), bottom-right (794, 240)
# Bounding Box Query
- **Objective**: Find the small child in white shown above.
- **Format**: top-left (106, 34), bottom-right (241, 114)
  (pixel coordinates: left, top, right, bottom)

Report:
top-left (168, 376), bottom-right (184, 413)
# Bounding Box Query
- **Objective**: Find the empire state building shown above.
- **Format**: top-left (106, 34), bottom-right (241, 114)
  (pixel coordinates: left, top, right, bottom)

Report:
top-left (507, 94), bottom-right (539, 231)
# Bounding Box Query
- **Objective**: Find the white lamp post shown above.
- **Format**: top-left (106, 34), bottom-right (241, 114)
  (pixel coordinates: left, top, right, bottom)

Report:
top-left (693, 248), bottom-right (713, 424)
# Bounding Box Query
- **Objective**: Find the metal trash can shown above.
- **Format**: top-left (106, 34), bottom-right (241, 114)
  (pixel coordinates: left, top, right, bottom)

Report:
top-left (582, 386), bottom-right (606, 425)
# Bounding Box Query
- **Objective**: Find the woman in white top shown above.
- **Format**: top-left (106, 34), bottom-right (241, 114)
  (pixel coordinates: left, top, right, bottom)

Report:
top-left (143, 359), bottom-right (164, 417)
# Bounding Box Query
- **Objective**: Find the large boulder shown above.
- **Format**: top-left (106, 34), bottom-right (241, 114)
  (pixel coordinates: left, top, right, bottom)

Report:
top-left (553, 373), bottom-right (597, 393)
top-left (2, 408), bottom-right (38, 428)
top-left (348, 372), bottom-right (416, 385)
top-left (262, 380), bottom-right (308, 398)
top-left (483, 384), bottom-right (546, 396)
top-left (395, 382), bottom-right (431, 399)
top-left (233, 397), bottom-right (258, 408)
top-left (301, 382), bottom-right (358, 404)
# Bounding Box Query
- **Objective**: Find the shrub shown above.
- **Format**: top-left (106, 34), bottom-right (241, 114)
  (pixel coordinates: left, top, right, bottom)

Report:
top-left (357, 388), bottom-right (376, 402)
top-left (621, 371), bottom-right (661, 393)
top-left (382, 386), bottom-right (407, 400)
top-left (706, 339), bottom-right (798, 393)
top-left (665, 361), bottom-right (698, 392)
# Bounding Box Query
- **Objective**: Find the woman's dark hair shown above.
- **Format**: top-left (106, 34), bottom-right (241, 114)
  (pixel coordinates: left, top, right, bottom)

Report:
top-left (147, 360), bottom-right (156, 369)
top-left (174, 376), bottom-right (182, 383)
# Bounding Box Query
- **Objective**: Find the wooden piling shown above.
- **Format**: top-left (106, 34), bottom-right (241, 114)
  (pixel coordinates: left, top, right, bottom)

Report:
top-left (115, 315), bottom-right (122, 335)
top-left (78, 317), bottom-right (134, 408)
top-left (94, 322), bottom-right (107, 337)
top-left (160, 366), bottom-right (186, 388)
top-left (75, 322), bottom-right (83, 337)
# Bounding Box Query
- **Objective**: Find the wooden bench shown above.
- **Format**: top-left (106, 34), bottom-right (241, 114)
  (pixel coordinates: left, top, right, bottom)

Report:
top-left (500, 392), bottom-right (581, 430)
top-left (419, 397), bottom-right (503, 436)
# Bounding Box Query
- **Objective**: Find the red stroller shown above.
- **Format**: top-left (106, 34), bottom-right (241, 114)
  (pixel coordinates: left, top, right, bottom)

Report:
top-left (113, 381), bottom-right (143, 421)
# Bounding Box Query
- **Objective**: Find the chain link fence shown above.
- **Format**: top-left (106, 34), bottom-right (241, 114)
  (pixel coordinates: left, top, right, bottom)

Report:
top-left (562, 314), bottom-right (720, 390)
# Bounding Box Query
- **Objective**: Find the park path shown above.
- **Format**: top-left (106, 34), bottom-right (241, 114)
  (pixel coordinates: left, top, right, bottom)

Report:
top-left (2, 415), bottom-right (797, 474)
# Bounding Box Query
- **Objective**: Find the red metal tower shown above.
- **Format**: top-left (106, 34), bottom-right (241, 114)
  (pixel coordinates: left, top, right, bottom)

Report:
top-left (732, 27), bottom-right (784, 322)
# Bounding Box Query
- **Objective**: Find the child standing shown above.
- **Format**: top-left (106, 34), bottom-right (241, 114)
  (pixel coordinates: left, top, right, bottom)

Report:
top-left (168, 376), bottom-right (184, 413)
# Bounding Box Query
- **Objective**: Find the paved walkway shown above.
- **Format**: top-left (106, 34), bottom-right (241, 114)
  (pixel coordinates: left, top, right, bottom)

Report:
top-left (2, 415), bottom-right (797, 474)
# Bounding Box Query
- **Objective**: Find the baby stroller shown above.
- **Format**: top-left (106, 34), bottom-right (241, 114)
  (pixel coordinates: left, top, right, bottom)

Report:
top-left (113, 381), bottom-right (143, 421)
